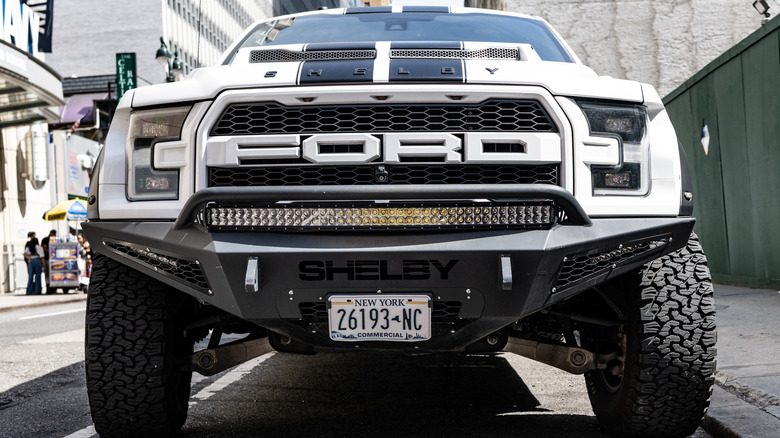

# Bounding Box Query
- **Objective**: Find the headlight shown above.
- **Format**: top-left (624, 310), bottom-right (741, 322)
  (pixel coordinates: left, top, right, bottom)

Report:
top-left (126, 107), bottom-right (190, 200)
top-left (578, 101), bottom-right (647, 194)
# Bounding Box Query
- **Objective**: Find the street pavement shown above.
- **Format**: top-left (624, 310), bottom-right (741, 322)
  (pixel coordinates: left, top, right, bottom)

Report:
top-left (1, 283), bottom-right (778, 438)
top-left (703, 284), bottom-right (780, 438)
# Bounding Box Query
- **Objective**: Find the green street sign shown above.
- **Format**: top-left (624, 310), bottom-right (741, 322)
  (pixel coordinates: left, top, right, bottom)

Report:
top-left (116, 53), bottom-right (137, 100)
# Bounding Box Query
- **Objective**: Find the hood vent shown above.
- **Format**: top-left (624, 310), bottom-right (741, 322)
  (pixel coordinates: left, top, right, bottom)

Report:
top-left (250, 49), bottom-right (376, 63)
top-left (390, 47), bottom-right (519, 60)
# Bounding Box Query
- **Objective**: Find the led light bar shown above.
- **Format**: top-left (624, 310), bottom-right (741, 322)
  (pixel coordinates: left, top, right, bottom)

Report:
top-left (206, 202), bottom-right (557, 231)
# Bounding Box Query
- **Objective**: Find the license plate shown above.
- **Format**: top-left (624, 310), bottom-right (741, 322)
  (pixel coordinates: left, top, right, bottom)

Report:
top-left (328, 294), bottom-right (431, 342)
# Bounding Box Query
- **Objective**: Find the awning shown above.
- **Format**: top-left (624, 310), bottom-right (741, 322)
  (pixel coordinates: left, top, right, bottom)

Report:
top-left (0, 40), bottom-right (63, 129)
top-left (59, 92), bottom-right (108, 125)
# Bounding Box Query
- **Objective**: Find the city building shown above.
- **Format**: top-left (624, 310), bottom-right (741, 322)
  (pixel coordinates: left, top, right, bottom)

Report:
top-left (45, 0), bottom-right (271, 85)
top-left (0, 0), bottom-right (63, 294)
top-left (2, 0), bottom-right (358, 293)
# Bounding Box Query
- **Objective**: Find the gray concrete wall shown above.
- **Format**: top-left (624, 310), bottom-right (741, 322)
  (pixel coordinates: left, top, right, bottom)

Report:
top-left (506, 0), bottom-right (763, 96)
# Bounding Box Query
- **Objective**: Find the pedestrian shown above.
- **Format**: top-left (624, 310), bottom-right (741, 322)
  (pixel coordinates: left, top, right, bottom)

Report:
top-left (41, 229), bottom-right (56, 294)
top-left (22, 232), bottom-right (44, 295)
top-left (77, 233), bottom-right (93, 287)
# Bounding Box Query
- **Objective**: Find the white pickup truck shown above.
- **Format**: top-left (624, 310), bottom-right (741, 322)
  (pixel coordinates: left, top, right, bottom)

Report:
top-left (82, 6), bottom-right (715, 438)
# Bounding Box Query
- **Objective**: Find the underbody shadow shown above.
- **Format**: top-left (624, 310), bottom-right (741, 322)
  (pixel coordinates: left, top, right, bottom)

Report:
top-left (183, 351), bottom-right (606, 437)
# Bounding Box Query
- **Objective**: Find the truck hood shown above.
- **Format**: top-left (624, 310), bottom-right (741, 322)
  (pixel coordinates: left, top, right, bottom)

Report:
top-left (131, 42), bottom-right (644, 108)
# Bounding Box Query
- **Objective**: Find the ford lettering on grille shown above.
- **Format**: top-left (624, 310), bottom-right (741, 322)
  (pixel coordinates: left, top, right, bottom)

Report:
top-left (205, 132), bottom-right (562, 166)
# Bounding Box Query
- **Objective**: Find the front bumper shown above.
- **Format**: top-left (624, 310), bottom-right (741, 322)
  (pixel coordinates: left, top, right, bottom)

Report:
top-left (83, 185), bottom-right (694, 351)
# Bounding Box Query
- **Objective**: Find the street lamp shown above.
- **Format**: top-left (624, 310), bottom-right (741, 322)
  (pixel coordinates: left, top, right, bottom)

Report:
top-left (155, 37), bottom-right (184, 82)
top-left (753, 0), bottom-right (771, 19)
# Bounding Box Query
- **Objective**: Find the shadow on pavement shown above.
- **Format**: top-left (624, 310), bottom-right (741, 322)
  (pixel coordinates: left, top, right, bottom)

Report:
top-left (183, 351), bottom-right (607, 438)
top-left (0, 362), bottom-right (92, 438)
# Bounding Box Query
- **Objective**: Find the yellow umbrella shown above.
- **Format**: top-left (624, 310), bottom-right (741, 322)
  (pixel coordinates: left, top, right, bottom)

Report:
top-left (43, 198), bottom-right (88, 221)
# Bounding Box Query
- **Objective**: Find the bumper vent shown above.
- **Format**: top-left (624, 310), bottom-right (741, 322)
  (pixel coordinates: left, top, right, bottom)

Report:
top-left (209, 164), bottom-right (559, 187)
top-left (555, 239), bottom-right (668, 291)
top-left (299, 300), bottom-right (462, 323)
top-left (104, 241), bottom-right (209, 292)
top-left (209, 99), bottom-right (557, 136)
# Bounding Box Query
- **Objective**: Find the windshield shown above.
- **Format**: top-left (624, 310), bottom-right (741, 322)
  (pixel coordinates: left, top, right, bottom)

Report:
top-left (232, 12), bottom-right (572, 63)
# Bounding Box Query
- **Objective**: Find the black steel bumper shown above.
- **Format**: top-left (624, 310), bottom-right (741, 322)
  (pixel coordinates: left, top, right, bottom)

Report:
top-left (83, 185), bottom-right (694, 351)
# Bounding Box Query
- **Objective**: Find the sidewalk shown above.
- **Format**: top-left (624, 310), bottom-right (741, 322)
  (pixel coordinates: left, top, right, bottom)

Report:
top-left (0, 291), bottom-right (87, 313)
top-left (703, 284), bottom-right (780, 438)
top-left (0, 283), bottom-right (778, 437)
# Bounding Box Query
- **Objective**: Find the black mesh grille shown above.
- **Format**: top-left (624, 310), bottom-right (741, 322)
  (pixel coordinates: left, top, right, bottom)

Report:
top-left (432, 301), bottom-right (462, 322)
top-left (250, 49), bottom-right (376, 62)
top-left (298, 300), bottom-right (461, 323)
top-left (104, 241), bottom-right (209, 292)
top-left (209, 164), bottom-right (559, 187)
top-left (554, 239), bottom-right (667, 291)
top-left (210, 99), bottom-right (557, 136)
top-left (390, 47), bottom-right (519, 59)
top-left (298, 302), bottom-right (328, 322)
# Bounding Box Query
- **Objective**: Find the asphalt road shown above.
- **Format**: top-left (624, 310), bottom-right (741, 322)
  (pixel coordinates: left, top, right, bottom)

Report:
top-left (0, 303), bottom-right (713, 438)
top-left (182, 351), bottom-right (609, 438)
top-left (0, 301), bottom-right (86, 393)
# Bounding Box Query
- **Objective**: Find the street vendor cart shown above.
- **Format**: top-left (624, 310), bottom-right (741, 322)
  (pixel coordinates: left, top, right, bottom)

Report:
top-left (42, 198), bottom-right (88, 293)
top-left (49, 239), bottom-right (80, 291)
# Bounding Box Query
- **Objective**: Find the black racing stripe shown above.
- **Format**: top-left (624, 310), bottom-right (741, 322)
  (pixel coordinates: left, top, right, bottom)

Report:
top-left (295, 62), bottom-right (304, 85)
top-left (305, 42), bottom-right (377, 51)
top-left (389, 59), bottom-right (463, 82)
top-left (402, 6), bottom-right (450, 13)
top-left (390, 41), bottom-right (462, 50)
top-left (345, 6), bottom-right (392, 14)
top-left (299, 60), bottom-right (374, 84)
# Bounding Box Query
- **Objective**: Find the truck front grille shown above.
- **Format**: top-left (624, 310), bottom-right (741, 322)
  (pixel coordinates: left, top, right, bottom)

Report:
top-left (209, 164), bottom-right (559, 187)
top-left (209, 99), bottom-right (557, 136)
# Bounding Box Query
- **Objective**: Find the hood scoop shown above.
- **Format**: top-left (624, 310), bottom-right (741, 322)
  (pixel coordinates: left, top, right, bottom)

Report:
top-left (250, 48), bottom-right (377, 63)
top-left (389, 47), bottom-right (520, 60)
top-left (248, 42), bottom-right (541, 63)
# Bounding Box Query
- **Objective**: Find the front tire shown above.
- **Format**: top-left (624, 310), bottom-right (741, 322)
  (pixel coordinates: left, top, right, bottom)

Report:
top-left (85, 254), bottom-right (195, 437)
top-left (584, 234), bottom-right (717, 437)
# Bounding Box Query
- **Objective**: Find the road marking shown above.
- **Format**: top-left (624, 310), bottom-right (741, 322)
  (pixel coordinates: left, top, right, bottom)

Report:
top-left (62, 425), bottom-right (95, 438)
top-left (21, 328), bottom-right (83, 344)
top-left (19, 308), bottom-right (84, 320)
top-left (191, 352), bottom-right (276, 402)
top-left (191, 371), bottom-right (207, 386)
top-left (62, 352), bottom-right (276, 437)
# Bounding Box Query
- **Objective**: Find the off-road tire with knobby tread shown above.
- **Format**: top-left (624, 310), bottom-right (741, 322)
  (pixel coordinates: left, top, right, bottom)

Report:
top-left (584, 233), bottom-right (717, 438)
top-left (85, 253), bottom-right (194, 437)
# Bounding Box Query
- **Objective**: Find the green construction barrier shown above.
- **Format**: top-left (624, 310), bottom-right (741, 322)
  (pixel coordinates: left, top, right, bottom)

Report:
top-left (664, 16), bottom-right (780, 289)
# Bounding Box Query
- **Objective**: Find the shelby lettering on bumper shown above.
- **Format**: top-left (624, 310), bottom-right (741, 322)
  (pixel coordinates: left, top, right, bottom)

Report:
top-left (299, 259), bottom-right (459, 281)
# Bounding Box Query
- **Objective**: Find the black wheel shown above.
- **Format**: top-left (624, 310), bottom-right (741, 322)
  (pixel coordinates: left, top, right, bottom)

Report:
top-left (582, 233), bottom-right (717, 438)
top-left (85, 254), bottom-right (195, 437)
